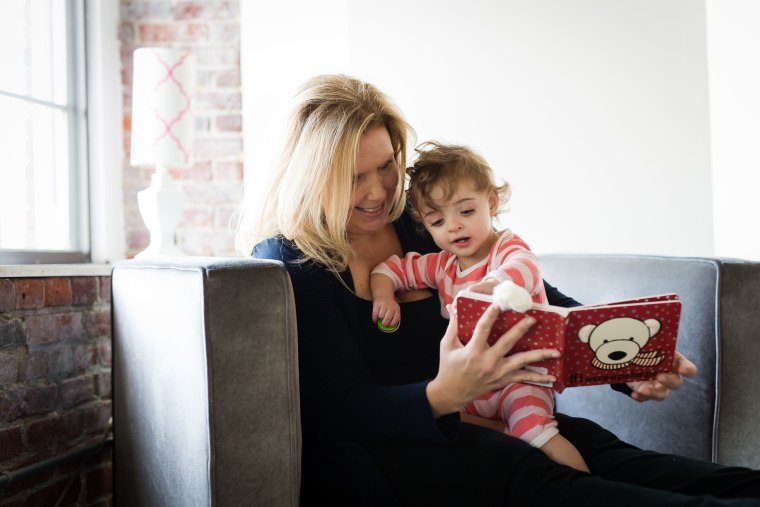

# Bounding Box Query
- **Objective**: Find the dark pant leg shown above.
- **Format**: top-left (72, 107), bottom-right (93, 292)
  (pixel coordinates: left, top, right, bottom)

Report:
top-left (366, 422), bottom-right (760, 507)
top-left (556, 413), bottom-right (760, 500)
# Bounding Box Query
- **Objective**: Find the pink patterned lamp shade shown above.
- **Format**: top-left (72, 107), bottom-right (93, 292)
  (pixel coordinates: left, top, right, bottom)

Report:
top-left (130, 47), bottom-right (195, 167)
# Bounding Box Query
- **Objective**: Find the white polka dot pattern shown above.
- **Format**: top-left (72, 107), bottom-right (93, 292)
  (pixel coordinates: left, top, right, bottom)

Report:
top-left (454, 293), bottom-right (682, 392)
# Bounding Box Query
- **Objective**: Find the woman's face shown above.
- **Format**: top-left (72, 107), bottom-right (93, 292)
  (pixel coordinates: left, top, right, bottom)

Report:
top-left (346, 126), bottom-right (399, 237)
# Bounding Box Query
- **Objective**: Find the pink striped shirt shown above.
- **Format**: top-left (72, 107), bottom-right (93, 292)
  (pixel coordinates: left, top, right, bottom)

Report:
top-left (372, 229), bottom-right (548, 318)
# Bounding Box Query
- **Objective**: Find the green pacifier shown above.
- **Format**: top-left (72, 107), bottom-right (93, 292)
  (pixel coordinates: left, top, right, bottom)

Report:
top-left (377, 320), bottom-right (400, 333)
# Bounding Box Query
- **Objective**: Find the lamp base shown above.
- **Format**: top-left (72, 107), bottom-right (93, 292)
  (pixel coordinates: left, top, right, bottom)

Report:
top-left (135, 166), bottom-right (186, 258)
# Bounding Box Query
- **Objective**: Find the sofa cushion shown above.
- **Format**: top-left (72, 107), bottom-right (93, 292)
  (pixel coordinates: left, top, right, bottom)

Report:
top-left (539, 254), bottom-right (760, 468)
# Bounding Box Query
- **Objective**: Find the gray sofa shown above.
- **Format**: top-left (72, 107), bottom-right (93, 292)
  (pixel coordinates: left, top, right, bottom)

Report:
top-left (111, 254), bottom-right (760, 506)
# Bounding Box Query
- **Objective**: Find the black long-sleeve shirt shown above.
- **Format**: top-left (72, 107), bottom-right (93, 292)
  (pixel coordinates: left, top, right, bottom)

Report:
top-left (252, 209), bottom-right (583, 501)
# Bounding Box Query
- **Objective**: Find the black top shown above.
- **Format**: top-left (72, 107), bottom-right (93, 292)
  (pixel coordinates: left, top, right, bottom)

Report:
top-left (252, 209), bottom-right (583, 502)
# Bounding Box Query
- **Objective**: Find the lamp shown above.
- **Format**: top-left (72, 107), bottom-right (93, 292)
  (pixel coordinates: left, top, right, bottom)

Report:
top-left (130, 47), bottom-right (195, 258)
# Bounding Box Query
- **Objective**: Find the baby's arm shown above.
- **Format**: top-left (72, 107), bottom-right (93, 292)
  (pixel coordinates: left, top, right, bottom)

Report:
top-left (369, 251), bottom-right (445, 327)
top-left (370, 272), bottom-right (401, 327)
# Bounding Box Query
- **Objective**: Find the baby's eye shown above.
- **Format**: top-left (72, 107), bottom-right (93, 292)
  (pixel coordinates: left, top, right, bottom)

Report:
top-left (429, 218), bottom-right (444, 227)
top-left (460, 209), bottom-right (475, 216)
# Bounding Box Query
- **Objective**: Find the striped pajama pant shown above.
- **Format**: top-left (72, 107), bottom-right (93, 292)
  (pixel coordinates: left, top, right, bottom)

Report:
top-left (463, 382), bottom-right (558, 448)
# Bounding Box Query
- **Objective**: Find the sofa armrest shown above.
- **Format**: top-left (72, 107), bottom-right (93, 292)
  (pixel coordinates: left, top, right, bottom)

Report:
top-left (112, 257), bottom-right (300, 506)
top-left (539, 254), bottom-right (760, 468)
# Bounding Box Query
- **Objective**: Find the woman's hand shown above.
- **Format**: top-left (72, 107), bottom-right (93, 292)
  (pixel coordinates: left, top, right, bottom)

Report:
top-left (426, 303), bottom-right (560, 418)
top-left (627, 351), bottom-right (698, 402)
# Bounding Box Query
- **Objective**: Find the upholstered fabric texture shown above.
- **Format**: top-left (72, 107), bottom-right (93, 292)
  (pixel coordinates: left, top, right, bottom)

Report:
top-left (112, 257), bottom-right (300, 506)
top-left (539, 254), bottom-right (760, 469)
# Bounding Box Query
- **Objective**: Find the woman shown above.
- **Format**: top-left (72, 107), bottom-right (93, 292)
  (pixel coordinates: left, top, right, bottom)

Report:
top-left (240, 74), bottom-right (760, 505)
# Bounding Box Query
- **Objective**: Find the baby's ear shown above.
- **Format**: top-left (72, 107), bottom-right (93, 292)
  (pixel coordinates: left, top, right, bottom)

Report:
top-left (488, 189), bottom-right (499, 214)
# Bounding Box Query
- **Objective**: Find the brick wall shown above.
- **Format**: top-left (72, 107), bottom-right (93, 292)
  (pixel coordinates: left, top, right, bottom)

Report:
top-left (0, 276), bottom-right (112, 506)
top-left (120, 0), bottom-right (244, 258)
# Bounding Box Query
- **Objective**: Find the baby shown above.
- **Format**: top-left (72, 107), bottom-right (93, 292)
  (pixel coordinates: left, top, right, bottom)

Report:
top-left (370, 141), bottom-right (589, 472)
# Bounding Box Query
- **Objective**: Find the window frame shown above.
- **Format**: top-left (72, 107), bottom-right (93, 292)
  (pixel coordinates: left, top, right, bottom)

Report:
top-left (0, 0), bottom-right (91, 265)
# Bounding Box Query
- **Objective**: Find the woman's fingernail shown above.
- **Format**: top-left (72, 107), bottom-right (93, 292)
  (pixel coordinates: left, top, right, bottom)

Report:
top-left (526, 317), bottom-right (536, 324)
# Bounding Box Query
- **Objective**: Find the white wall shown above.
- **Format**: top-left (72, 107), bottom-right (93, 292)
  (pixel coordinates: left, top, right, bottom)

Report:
top-left (705, 0), bottom-right (760, 261)
top-left (241, 0), bottom-right (758, 260)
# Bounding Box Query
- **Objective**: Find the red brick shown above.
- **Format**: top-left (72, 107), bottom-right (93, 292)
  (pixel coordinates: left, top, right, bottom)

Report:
top-left (174, 1), bottom-right (237, 20)
top-left (194, 47), bottom-right (239, 66)
top-left (26, 475), bottom-right (81, 507)
top-left (0, 350), bottom-right (20, 385)
top-left (15, 279), bottom-right (44, 309)
top-left (99, 277), bottom-right (111, 303)
top-left (209, 23), bottom-right (239, 43)
top-left (0, 464), bottom-right (55, 499)
top-left (60, 376), bottom-right (95, 409)
top-left (182, 206), bottom-right (213, 227)
top-left (0, 318), bottom-right (25, 347)
top-left (126, 230), bottom-right (150, 258)
top-left (214, 205), bottom-right (237, 229)
top-left (85, 311), bottom-right (111, 340)
top-left (94, 371), bottom-right (112, 399)
top-left (216, 68), bottom-right (240, 87)
top-left (192, 138), bottom-right (243, 161)
top-left (98, 339), bottom-right (112, 368)
top-left (215, 114), bottom-right (242, 132)
top-left (120, 1), bottom-right (172, 21)
top-left (22, 384), bottom-right (58, 417)
top-left (61, 410), bottom-right (84, 440)
top-left (83, 401), bottom-right (112, 435)
top-left (85, 462), bottom-right (113, 503)
top-left (185, 180), bottom-right (242, 204)
top-left (25, 313), bottom-right (84, 345)
top-left (137, 22), bottom-right (211, 43)
top-left (195, 91), bottom-right (242, 111)
top-left (179, 229), bottom-right (235, 257)
top-left (0, 279), bottom-right (16, 311)
top-left (74, 344), bottom-right (98, 372)
top-left (44, 278), bottom-right (72, 307)
top-left (169, 160), bottom-right (212, 181)
top-left (71, 277), bottom-right (98, 306)
top-left (137, 23), bottom-right (177, 43)
top-left (25, 415), bottom-right (63, 453)
top-left (28, 347), bottom-right (74, 382)
top-left (0, 387), bottom-right (24, 423)
top-left (212, 161), bottom-right (243, 181)
top-left (0, 425), bottom-right (23, 461)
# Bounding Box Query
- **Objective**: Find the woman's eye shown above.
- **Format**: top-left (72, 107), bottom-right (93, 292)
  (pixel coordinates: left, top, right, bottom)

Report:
top-left (380, 159), bottom-right (394, 171)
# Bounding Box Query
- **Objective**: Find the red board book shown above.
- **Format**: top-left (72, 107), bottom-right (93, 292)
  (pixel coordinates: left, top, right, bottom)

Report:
top-left (453, 292), bottom-right (682, 393)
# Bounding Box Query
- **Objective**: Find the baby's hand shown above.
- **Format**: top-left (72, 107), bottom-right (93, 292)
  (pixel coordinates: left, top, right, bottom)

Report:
top-left (468, 278), bottom-right (501, 295)
top-left (372, 297), bottom-right (401, 327)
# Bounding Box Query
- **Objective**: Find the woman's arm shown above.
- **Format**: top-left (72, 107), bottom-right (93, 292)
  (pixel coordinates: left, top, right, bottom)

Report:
top-left (254, 238), bottom-right (458, 443)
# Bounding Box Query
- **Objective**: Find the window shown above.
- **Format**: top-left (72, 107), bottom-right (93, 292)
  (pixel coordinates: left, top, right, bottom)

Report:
top-left (0, 0), bottom-right (89, 264)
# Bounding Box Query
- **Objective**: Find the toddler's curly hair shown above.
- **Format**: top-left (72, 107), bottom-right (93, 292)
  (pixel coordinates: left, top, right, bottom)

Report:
top-left (406, 141), bottom-right (510, 224)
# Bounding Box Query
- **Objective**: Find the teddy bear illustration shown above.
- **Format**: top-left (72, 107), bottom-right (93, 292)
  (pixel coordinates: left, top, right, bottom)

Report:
top-left (578, 317), bottom-right (665, 370)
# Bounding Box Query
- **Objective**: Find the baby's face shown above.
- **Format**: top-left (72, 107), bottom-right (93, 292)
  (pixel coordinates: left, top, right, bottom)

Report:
top-left (421, 180), bottom-right (498, 270)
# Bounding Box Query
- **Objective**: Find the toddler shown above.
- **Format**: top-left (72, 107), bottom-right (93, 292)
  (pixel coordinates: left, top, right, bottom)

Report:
top-left (370, 141), bottom-right (589, 472)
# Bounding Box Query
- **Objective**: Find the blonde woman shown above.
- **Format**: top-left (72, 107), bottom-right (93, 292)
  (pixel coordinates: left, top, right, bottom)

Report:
top-left (240, 74), bottom-right (759, 505)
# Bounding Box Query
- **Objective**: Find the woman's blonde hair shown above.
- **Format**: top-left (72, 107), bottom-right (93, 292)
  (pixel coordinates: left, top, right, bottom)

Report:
top-left (406, 141), bottom-right (511, 224)
top-left (235, 74), bottom-right (413, 273)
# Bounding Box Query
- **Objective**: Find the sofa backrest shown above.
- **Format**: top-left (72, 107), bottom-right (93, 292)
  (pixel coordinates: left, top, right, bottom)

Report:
top-left (112, 257), bottom-right (300, 506)
top-left (538, 254), bottom-right (760, 468)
